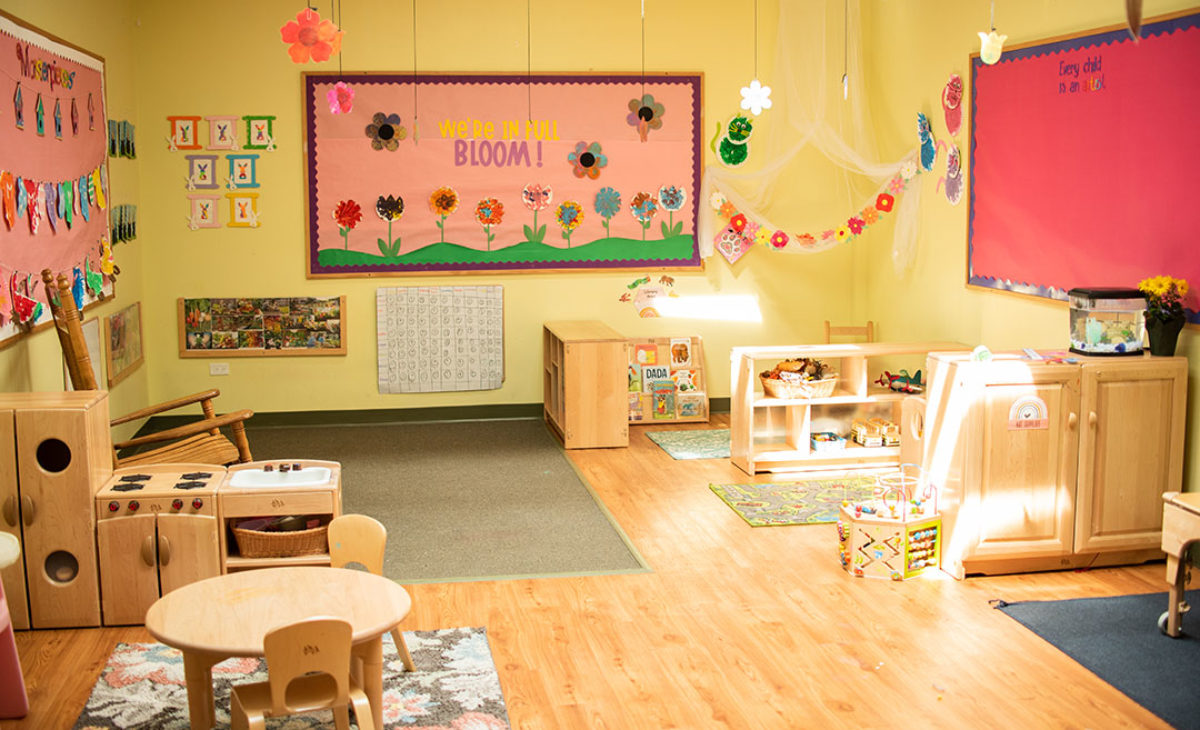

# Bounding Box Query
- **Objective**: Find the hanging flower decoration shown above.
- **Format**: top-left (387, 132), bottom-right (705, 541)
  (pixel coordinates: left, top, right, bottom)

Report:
top-left (327, 82), bottom-right (355, 115)
top-left (626, 94), bottom-right (665, 142)
top-left (567, 142), bottom-right (608, 179)
top-left (629, 192), bottom-right (658, 241)
top-left (770, 230), bottom-right (789, 249)
top-left (374, 195), bottom-right (404, 257)
top-left (847, 217), bottom-right (865, 235)
top-left (875, 193), bottom-right (895, 213)
top-left (860, 207), bottom-right (880, 225)
top-left (555, 200), bottom-right (584, 247)
top-left (521, 183), bottom-right (552, 243)
top-left (594, 187), bottom-right (621, 238)
top-left (739, 79), bottom-right (773, 116)
top-left (332, 199), bottom-right (362, 249)
top-left (657, 185), bottom-right (686, 239)
top-left (753, 226), bottom-right (771, 247)
top-left (280, 8), bottom-right (343, 64)
top-left (729, 213), bottom-right (747, 234)
top-left (475, 197), bottom-right (504, 250)
top-left (366, 113), bottom-right (407, 151)
top-left (429, 186), bottom-right (459, 243)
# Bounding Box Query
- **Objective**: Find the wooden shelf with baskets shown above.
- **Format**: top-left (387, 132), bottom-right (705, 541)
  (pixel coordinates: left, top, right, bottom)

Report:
top-left (730, 342), bottom-right (964, 474)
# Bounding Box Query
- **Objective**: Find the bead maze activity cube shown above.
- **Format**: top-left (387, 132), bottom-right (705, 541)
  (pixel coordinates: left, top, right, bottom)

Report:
top-left (837, 465), bottom-right (942, 580)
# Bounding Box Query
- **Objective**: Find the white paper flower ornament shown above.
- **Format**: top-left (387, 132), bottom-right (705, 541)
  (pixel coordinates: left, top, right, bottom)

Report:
top-left (740, 79), bottom-right (772, 116)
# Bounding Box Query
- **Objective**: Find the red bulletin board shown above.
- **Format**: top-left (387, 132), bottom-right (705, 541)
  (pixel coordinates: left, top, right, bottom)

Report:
top-left (968, 10), bottom-right (1200, 323)
top-left (304, 73), bottom-right (702, 276)
top-left (0, 10), bottom-right (112, 345)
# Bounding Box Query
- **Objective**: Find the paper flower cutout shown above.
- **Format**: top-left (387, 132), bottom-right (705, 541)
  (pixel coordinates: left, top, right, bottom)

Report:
top-left (366, 113), bottom-right (406, 151)
top-left (627, 94), bottom-right (665, 142)
top-left (280, 8), bottom-right (343, 64)
top-left (555, 201), bottom-right (584, 246)
top-left (375, 195), bottom-right (404, 257)
top-left (475, 197), bottom-right (504, 249)
top-left (729, 214), bottom-right (747, 234)
top-left (568, 141), bottom-right (607, 179)
top-left (629, 192), bottom-right (658, 241)
top-left (847, 217), bottom-right (865, 235)
top-left (917, 113), bottom-right (936, 172)
top-left (657, 185), bottom-right (686, 239)
top-left (876, 193), bottom-right (895, 213)
top-left (594, 187), bottom-right (622, 237)
top-left (739, 79), bottom-right (772, 115)
top-left (770, 230), bottom-right (789, 249)
top-left (521, 183), bottom-right (553, 243)
top-left (979, 30), bottom-right (1007, 65)
top-left (942, 74), bottom-right (963, 137)
top-left (333, 199), bottom-right (362, 248)
top-left (709, 192), bottom-right (727, 211)
top-left (429, 186), bottom-right (459, 243)
top-left (327, 82), bottom-right (355, 115)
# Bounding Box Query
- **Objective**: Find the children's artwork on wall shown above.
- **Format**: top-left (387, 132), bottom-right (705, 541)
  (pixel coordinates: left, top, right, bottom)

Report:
top-left (942, 74), bottom-right (963, 137)
top-left (167, 115), bottom-right (201, 150)
top-left (119, 120), bottom-right (135, 157)
top-left (111, 203), bottom-right (137, 243)
top-left (0, 12), bottom-right (113, 346)
top-left (185, 154), bottom-right (219, 190)
top-left (226, 191), bottom-right (260, 228)
top-left (178, 296), bottom-right (345, 357)
top-left (376, 285), bottom-right (504, 393)
top-left (619, 274), bottom-right (677, 317)
top-left (304, 73), bottom-right (703, 276)
top-left (968, 9), bottom-right (1200, 323)
top-left (205, 115), bottom-right (240, 150)
top-left (226, 154), bottom-right (260, 188)
top-left (104, 301), bottom-right (143, 386)
top-left (243, 115), bottom-right (276, 151)
top-left (187, 194), bottom-right (221, 230)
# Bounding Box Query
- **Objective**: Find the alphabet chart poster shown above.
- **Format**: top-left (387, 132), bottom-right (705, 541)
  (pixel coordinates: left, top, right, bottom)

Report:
top-left (376, 285), bottom-right (504, 393)
top-left (968, 10), bottom-right (1200, 322)
top-left (304, 73), bottom-right (702, 276)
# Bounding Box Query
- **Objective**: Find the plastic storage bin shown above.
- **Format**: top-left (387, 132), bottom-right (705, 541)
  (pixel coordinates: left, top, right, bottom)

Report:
top-left (1068, 287), bottom-right (1145, 355)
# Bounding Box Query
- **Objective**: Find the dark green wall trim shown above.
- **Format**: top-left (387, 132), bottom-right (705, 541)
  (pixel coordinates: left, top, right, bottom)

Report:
top-left (138, 398), bottom-right (730, 434)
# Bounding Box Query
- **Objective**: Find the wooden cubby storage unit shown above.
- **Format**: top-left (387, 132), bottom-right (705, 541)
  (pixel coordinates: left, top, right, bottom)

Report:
top-left (730, 342), bottom-right (963, 474)
top-left (543, 321), bottom-right (629, 449)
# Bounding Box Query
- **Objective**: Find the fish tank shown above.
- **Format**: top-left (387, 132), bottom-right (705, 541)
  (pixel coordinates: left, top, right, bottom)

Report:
top-left (1068, 287), bottom-right (1146, 355)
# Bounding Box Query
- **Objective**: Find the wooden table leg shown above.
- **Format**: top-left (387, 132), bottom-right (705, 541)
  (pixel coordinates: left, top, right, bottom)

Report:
top-left (181, 651), bottom-right (223, 730)
top-left (356, 638), bottom-right (384, 730)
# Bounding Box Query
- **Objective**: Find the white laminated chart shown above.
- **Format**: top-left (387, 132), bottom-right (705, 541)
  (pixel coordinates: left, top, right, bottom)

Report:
top-left (376, 285), bottom-right (504, 393)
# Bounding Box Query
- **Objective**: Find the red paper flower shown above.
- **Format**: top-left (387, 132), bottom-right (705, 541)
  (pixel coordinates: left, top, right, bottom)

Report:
top-left (796, 233), bottom-right (816, 247)
top-left (730, 213), bottom-right (747, 233)
top-left (847, 217), bottom-right (865, 235)
top-left (875, 193), bottom-right (895, 213)
top-left (770, 230), bottom-right (789, 248)
top-left (333, 200), bottom-right (362, 230)
top-left (280, 8), bottom-right (343, 64)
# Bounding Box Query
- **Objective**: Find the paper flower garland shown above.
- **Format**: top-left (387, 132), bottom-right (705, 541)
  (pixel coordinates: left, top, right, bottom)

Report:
top-left (521, 183), bottom-right (552, 243)
top-left (475, 197), bottom-right (504, 249)
top-left (627, 94), bottom-right (665, 142)
top-left (594, 187), bottom-right (621, 237)
top-left (365, 113), bottom-right (406, 151)
top-left (327, 82), bottom-right (355, 115)
top-left (280, 8), bottom-right (344, 64)
top-left (739, 79), bottom-right (772, 115)
top-left (568, 142), bottom-right (607, 179)
top-left (333, 199), bottom-right (362, 248)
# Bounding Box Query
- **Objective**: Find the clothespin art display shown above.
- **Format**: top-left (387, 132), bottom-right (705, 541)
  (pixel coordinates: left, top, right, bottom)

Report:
top-left (100, 237), bottom-right (120, 279)
top-left (9, 272), bottom-right (43, 327)
top-left (84, 256), bottom-right (105, 299)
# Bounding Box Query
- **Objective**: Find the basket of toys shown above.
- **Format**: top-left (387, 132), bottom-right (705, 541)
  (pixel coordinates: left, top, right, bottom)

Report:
top-left (759, 357), bottom-right (837, 399)
top-left (232, 516), bottom-right (328, 558)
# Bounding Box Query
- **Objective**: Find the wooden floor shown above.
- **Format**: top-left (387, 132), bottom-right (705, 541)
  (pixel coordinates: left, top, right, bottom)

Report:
top-left (4, 414), bottom-right (1192, 729)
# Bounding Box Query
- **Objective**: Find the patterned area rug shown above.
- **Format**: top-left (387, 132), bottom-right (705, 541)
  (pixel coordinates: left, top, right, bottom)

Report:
top-left (645, 428), bottom-right (731, 459)
top-left (73, 627), bottom-right (509, 730)
top-left (709, 476), bottom-right (878, 526)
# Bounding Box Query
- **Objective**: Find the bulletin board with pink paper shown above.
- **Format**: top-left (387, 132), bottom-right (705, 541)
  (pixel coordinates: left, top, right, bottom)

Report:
top-left (968, 10), bottom-right (1200, 323)
top-left (1, 11), bottom-right (113, 346)
top-left (304, 72), bottom-right (702, 276)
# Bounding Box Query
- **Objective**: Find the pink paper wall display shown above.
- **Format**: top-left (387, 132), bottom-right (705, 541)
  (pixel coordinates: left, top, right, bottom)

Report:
top-left (304, 73), bottom-right (702, 275)
top-left (969, 11), bottom-right (1200, 322)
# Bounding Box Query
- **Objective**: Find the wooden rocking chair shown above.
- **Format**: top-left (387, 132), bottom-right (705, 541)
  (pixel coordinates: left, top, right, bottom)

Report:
top-left (40, 269), bottom-right (254, 469)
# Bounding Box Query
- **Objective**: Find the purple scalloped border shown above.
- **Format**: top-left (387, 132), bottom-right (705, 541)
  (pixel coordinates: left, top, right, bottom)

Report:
top-left (304, 73), bottom-right (702, 275)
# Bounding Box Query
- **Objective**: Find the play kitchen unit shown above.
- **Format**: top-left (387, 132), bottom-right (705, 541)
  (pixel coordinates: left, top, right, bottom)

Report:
top-left (0, 391), bottom-right (343, 628)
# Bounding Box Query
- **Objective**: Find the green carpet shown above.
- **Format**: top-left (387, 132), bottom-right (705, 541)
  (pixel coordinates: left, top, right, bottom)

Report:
top-left (645, 428), bottom-right (731, 459)
top-left (709, 476), bottom-right (878, 526)
top-left (245, 419), bottom-right (648, 583)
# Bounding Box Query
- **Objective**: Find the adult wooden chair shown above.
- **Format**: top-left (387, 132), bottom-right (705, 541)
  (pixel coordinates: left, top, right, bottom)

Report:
top-left (823, 320), bottom-right (876, 344)
top-left (230, 617), bottom-right (375, 730)
top-left (40, 269), bottom-right (254, 468)
top-left (327, 514), bottom-right (417, 672)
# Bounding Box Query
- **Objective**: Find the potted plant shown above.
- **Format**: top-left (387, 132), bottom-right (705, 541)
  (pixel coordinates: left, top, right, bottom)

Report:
top-left (1138, 275), bottom-right (1189, 356)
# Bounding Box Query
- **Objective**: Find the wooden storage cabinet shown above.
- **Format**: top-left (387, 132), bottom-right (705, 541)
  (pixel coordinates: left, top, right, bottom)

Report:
top-left (922, 352), bottom-right (1188, 578)
top-left (543, 321), bottom-right (629, 449)
top-left (730, 342), bottom-right (961, 474)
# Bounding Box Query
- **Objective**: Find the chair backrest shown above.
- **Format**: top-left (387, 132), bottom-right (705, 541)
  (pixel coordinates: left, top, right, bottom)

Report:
top-left (823, 320), bottom-right (876, 344)
top-left (39, 269), bottom-right (99, 390)
top-left (327, 514), bottom-right (387, 576)
top-left (263, 616), bottom-right (353, 715)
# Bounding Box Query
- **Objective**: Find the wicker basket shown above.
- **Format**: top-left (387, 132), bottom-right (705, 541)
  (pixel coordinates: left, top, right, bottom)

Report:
top-left (760, 373), bottom-right (839, 399)
top-left (232, 523), bottom-right (329, 558)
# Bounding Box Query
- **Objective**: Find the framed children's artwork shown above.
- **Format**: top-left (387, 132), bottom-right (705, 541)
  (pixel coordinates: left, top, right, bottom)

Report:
top-left (105, 302), bottom-right (144, 387)
top-left (206, 115), bottom-right (240, 150)
top-left (187, 194), bottom-right (221, 229)
top-left (226, 191), bottom-right (260, 227)
top-left (243, 115), bottom-right (276, 150)
top-left (178, 296), bottom-right (346, 357)
top-left (626, 335), bottom-right (708, 423)
top-left (167, 115), bottom-right (201, 150)
top-left (185, 154), bottom-right (219, 190)
top-left (226, 154), bottom-right (260, 188)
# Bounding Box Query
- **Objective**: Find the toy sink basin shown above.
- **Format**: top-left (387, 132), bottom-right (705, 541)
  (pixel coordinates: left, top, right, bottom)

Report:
top-left (228, 466), bottom-right (333, 488)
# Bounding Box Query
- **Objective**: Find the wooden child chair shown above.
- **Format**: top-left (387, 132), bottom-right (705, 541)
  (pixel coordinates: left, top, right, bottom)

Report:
top-left (40, 269), bottom-right (255, 468)
top-left (823, 320), bottom-right (876, 344)
top-left (327, 514), bottom-right (417, 672)
top-left (230, 617), bottom-right (375, 730)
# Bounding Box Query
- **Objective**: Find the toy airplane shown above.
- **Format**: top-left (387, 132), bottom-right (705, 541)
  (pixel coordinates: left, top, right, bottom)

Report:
top-left (875, 369), bottom-right (924, 394)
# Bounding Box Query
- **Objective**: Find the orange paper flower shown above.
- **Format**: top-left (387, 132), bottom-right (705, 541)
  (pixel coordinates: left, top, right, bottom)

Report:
top-left (280, 8), bottom-right (343, 64)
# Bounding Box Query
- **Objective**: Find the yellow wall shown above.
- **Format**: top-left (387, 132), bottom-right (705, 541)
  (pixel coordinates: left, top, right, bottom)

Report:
top-left (861, 0), bottom-right (1198, 492)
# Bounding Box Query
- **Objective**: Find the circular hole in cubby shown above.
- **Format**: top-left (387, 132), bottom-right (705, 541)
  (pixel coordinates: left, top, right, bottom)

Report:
top-left (36, 438), bottom-right (72, 473)
top-left (44, 550), bottom-right (79, 583)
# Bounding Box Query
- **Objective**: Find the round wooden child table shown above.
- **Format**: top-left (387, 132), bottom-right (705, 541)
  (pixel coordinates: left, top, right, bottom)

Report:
top-left (144, 566), bottom-right (411, 730)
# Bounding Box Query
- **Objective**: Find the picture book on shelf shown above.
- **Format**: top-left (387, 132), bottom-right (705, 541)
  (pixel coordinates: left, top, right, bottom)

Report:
top-left (652, 380), bottom-right (676, 419)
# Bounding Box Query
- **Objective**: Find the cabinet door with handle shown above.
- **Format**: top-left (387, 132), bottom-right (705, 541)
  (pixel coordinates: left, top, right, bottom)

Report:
top-left (0, 409), bottom-right (29, 630)
top-left (97, 515), bottom-right (160, 626)
top-left (1074, 359), bottom-right (1188, 553)
top-left (157, 513), bottom-right (221, 596)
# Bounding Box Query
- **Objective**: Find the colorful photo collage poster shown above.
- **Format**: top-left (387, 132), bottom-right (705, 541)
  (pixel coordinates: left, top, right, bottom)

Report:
top-left (627, 336), bottom-right (706, 422)
top-left (181, 296), bottom-right (342, 355)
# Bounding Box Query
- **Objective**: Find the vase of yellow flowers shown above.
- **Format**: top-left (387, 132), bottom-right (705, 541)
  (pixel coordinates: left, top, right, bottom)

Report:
top-left (1138, 275), bottom-right (1188, 356)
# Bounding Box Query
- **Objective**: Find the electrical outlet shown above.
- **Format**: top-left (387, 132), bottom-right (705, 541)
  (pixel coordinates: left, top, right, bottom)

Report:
top-left (209, 362), bottom-right (230, 376)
